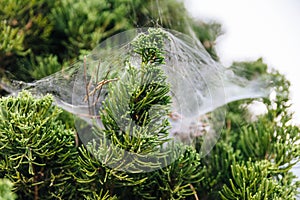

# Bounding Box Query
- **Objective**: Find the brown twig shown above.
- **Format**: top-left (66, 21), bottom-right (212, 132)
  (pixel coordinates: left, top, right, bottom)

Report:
top-left (34, 174), bottom-right (38, 200)
top-left (94, 70), bottom-right (109, 105)
top-left (83, 56), bottom-right (91, 112)
top-left (189, 183), bottom-right (199, 200)
top-left (84, 78), bottom-right (118, 103)
top-left (32, 148), bottom-right (38, 200)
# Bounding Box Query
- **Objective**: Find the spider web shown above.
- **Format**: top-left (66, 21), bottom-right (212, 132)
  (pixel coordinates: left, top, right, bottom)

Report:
top-left (0, 28), bottom-right (272, 172)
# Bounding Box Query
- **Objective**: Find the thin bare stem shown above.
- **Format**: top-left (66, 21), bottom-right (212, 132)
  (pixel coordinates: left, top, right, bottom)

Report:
top-left (95, 60), bottom-right (100, 85)
top-left (189, 184), bottom-right (199, 200)
top-left (83, 56), bottom-right (91, 115)
top-left (34, 175), bottom-right (38, 200)
top-left (84, 78), bottom-right (118, 103)
top-left (94, 70), bottom-right (110, 104)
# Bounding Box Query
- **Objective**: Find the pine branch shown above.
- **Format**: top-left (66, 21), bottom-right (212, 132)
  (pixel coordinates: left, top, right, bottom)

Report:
top-left (0, 91), bottom-right (80, 199)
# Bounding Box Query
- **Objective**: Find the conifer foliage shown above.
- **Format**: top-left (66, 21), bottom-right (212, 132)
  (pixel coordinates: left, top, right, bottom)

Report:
top-left (0, 92), bottom-right (80, 199)
top-left (0, 178), bottom-right (16, 200)
top-left (0, 0), bottom-right (299, 199)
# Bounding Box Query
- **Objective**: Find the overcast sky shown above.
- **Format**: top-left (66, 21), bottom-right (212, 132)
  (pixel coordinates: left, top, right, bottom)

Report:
top-left (184, 0), bottom-right (300, 124)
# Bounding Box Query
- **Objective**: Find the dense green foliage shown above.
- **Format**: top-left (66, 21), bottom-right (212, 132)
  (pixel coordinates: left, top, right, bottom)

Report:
top-left (0, 0), bottom-right (221, 82)
top-left (0, 0), bottom-right (299, 199)
top-left (0, 92), bottom-right (80, 199)
top-left (0, 178), bottom-right (17, 200)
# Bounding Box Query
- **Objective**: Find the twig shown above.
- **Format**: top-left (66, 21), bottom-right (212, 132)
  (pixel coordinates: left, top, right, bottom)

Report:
top-left (94, 60), bottom-right (101, 103)
top-left (94, 70), bottom-right (109, 105)
top-left (83, 56), bottom-right (91, 114)
top-left (74, 130), bottom-right (79, 147)
top-left (84, 78), bottom-right (118, 103)
top-left (32, 148), bottom-right (39, 200)
top-left (34, 175), bottom-right (38, 200)
top-left (189, 184), bottom-right (199, 200)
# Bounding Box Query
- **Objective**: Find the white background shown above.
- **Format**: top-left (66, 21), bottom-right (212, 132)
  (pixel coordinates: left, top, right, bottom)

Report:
top-left (183, 0), bottom-right (300, 191)
top-left (184, 0), bottom-right (300, 124)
